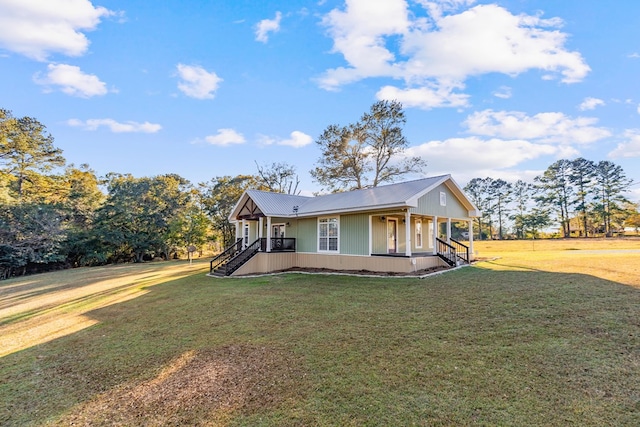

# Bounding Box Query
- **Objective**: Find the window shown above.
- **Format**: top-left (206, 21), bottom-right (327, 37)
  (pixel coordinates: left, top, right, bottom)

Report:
top-left (415, 219), bottom-right (423, 248)
top-left (318, 217), bottom-right (339, 252)
top-left (243, 223), bottom-right (249, 245)
top-left (440, 191), bottom-right (447, 206)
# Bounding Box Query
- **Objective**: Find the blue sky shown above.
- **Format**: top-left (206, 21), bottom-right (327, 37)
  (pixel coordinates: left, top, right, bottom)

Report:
top-left (1, 0), bottom-right (639, 200)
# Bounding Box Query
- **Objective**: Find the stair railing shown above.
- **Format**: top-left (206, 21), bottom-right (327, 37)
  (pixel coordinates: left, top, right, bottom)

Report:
top-left (210, 238), bottom-right (243, 274)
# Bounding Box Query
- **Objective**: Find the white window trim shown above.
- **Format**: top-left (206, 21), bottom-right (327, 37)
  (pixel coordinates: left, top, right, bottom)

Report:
top-left (415, 218), bottom-right (423, 249)
top-left (317, 216), bottom-right (339, 253)
top-left (440, 191), bottom-right (447, 207)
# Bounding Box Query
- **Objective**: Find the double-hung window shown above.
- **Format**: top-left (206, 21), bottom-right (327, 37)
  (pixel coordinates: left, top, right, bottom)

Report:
top-left (415, 219), bottom-right (423, 248)
top-left (318, 217), bottom-right (339, 252)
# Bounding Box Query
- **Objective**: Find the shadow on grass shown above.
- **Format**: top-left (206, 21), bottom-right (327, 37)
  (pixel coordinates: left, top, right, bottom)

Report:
top-left (1, 266), bottom-right (639, 426)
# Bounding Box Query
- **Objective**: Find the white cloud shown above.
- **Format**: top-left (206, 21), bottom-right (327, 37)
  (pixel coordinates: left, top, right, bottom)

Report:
top-left (67, 118), bottom-right (161, 133)
top-left (579, 97), bottom-right (605, 111)
top-left (404, 136), bottom-right (570, 184)
top-left (255, 12), bottom-right (282, 43)
top-left (258, 131), bottom-right (313, 148)
top-left (0, 0), bottom-right (116, 61)
top-left (376, 84), bottom-right (469, 109)
top-left (176, 64), bottom-right (222, 99)
top-left (318, 1), bottom-right (589, 103)
top-left (493, 85), bottom-right (512, 99)
top-left (279, 131), bottom-right (313, 147)
top-left (609, 130), bottom-right (640, 158)
top-left (34, 63), bottom-right (107, 97)
top-left (202, 129), bottom-right (245, 146)
top-left (464, 109), bottom-right (611, 144)
top-left (637, 104), bottom-right (640, 115)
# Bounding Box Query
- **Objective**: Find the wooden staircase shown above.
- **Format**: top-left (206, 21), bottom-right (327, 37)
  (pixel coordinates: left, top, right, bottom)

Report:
top-left (209, 238), bottom-right (262, 277)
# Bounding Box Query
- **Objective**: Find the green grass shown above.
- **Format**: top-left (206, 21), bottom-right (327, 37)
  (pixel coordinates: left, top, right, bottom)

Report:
top-left (1, 245), bottom-right (639, 426)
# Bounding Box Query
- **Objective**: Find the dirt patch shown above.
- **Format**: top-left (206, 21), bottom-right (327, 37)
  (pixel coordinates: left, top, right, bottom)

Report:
top-left (56, 345), bottom-right (306, 426)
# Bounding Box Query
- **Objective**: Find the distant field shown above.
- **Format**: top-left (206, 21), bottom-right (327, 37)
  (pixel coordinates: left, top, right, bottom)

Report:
top-left (1, 239), bottom-right (638, 426)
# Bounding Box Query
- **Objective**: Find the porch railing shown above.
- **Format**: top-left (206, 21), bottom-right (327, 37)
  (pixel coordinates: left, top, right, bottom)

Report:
top-left (260, 237), bottom-right (296, 252)
top-left (450, 238), bottom-right (470, 264)
top-left (436, 237), bottom-right (470, 266)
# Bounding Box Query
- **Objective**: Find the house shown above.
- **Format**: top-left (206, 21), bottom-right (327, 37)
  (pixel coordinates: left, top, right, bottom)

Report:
top-left (210, 175), bottom-right (480, 276)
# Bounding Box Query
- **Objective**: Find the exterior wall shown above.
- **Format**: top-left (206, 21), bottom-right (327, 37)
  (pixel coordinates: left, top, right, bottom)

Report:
top-left (410, 183), bottom-right (468, 219)
top-left (296, 217), bottom-right (317, 253)
top-left (339, 213), bottom-right (369, 255)
top-left (231, 252), bottom-right (445, 276)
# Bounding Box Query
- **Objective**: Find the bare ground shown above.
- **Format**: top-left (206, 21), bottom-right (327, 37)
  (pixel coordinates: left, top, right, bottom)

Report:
top-left (54, 345), bottom-right (306, 426)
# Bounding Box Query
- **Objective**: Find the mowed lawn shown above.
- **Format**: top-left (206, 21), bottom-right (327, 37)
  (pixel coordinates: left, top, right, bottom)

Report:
top-left (1, 240), bottom-right (639, 426)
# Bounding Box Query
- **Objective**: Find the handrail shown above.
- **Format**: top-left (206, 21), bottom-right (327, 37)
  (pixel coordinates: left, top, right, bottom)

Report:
top-left (449, 238), bottom-right (470, 264)
top-left (209, 238), bottom-right (243, 274)
top-left (435, 237), bottom-right (457, 266)
top-left (224, 238), bottom-right (262, 275)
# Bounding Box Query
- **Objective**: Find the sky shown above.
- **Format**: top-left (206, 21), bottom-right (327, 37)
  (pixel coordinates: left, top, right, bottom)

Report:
top-left (1, 0), bottom-right (639, 200)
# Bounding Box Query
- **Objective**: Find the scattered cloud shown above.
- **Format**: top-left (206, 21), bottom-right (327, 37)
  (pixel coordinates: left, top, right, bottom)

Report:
top-left (404, 135), bottom-right (569, 184)
top-left (67, 118), bottom-right (161, 133)
top-left (255, 11), bottom-right (282, 43)
top-left (628, 52), bottom-right (640, 59)
top-left (376, 84), bottom-right (469, 109)
top-left (258, 131), bottom-right (313, 148)
top-left (318, 1), bottom-right (589, 107)
top-left (579, 97), bottom-right (605, 111)
top-left (609, 130), bottom-right (640, 158)
top-left (176, 64), bottom-right (222, 99)
top-left (200, 129), bottom-right (246, 146)
top-left (33, 63), bottom-right (108, 97)
top-left (464, 109), bottom-right (612, 144)
top-left (493, 85), bottom-right (512, 99)
top-left (0, 0), bottom-right (117, 61)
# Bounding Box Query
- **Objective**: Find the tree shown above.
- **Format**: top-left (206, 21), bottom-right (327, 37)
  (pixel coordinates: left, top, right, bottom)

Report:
top-left (534, 159), bottom-right (573, 238)
top-left (569, 158), bottom-right (596, 237)
top-left (522, 208), bottom-right (552, 239)
top-left (487, 179), bottom-right (513, 239)
top-left (0, 109), bottom-right (65, 199)
top-left (201, 175), bottom-right (264, 247)
top-left (593, 161), bottom-right (631, 236)
top-left (464, 177), bottom-right (495, 239)
top-left (510, 180), bottom-right (534, 239)
top-left (311, 100), bottom-right (425, 192)
top-left (95, 174), bottom-right (192, 262)
top-left (255, 161), bottom-right (300, 194)
top-left (0, 203), bottom-right (66, 278)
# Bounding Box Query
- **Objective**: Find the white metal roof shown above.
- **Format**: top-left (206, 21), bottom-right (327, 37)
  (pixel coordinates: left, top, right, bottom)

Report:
top-left (229, 175), bottom-right (479, 220)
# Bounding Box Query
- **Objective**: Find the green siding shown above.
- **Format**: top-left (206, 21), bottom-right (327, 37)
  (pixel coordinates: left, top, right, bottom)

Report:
top-left (410, 183), bottom-right (468, 219)
top-left (372, 219), bottom-right (386, 253)
top-left (296, 217), bottom-right (317, 252)
top-left (340, 214), bottom-right (369, 255)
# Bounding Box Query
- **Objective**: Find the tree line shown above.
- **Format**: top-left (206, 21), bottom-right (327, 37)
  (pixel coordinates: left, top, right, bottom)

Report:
top-left (464, 158), bottom-right (639, 240)
top-left (2, 103), bottom-right (638, 278)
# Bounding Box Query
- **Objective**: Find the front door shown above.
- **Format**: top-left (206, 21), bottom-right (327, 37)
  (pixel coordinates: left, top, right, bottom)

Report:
top-left (387, 219), bottom-right (397, 254)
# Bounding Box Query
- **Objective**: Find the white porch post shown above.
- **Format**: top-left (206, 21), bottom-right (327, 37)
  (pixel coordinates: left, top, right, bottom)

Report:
top-left (432, 216), bottom-right (438, 255)
top-left (368, 215), bottom-right (373, 256)
top-left (405, 211), bottom-right (412, 257)
top-left (242, 219), bottom-right (247, 249)
top-left (266, 216), bottom-right (272, 252)
top-left (446, 218), bottom-right (452, 243)
top-left (235, 220), bottom-right (241, 241)
top-left (258, 217), bottom-right (264, 251)
top-left (468, 220), bottom-right (475, 260)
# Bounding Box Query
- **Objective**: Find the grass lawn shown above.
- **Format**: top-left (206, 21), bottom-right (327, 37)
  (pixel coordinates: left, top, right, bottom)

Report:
top-left (1, 239), bottom-right (639, 426)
